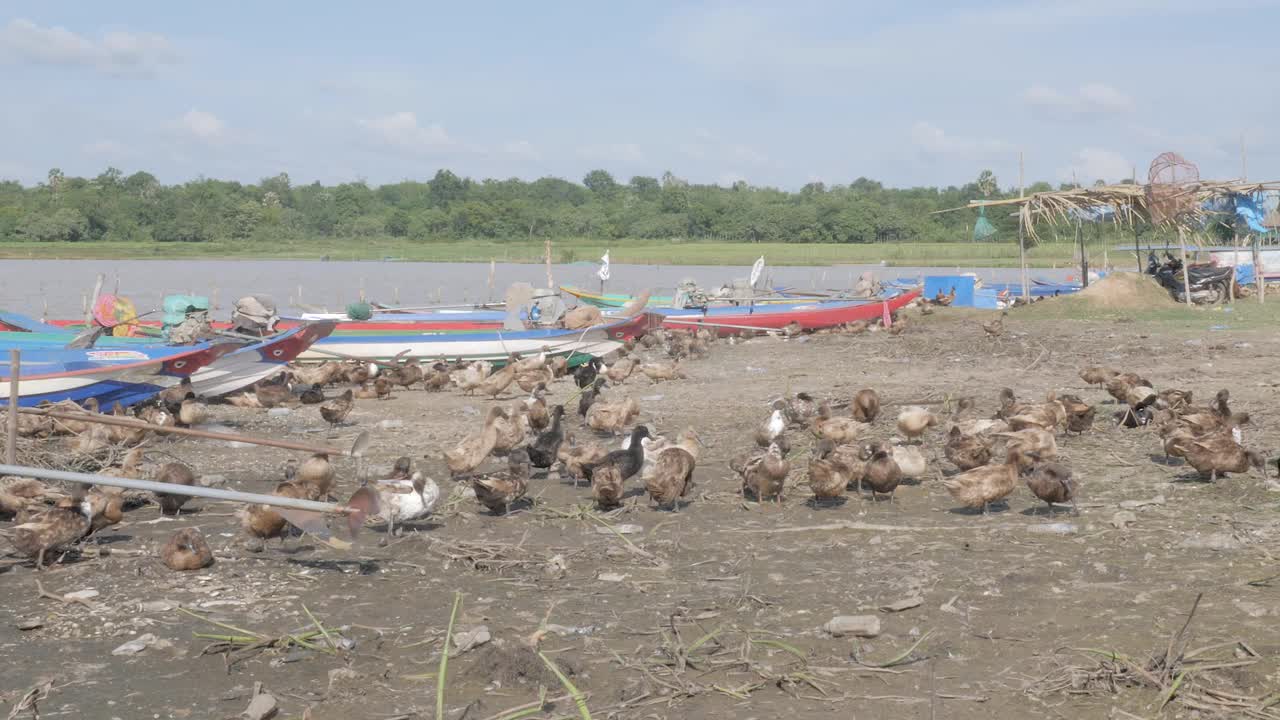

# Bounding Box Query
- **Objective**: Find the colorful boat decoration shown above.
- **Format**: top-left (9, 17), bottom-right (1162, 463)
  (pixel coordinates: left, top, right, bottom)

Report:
top-left (651, 290), bottom-right (921, 337)
top-left (0, 343), bottom-right (237, 408)
top-left (0, 313), bottom-right (336, 399)
top-left (298, 314), bottom-right (655, 364)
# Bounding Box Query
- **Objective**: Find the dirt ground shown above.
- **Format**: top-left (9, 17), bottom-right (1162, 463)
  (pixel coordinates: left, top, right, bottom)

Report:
top-left (3, 297), bottom-right (1280, 720)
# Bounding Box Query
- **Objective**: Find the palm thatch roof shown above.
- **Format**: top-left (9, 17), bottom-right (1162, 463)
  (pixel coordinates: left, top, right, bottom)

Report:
top-left (935, 180), bottom-right (1280, 241)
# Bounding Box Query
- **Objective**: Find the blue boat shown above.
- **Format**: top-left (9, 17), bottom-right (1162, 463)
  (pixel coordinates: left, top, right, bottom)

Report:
top-left (0, 313), bottom-right (337, 400)
top-left (0, 342), bottom-right (238, 408)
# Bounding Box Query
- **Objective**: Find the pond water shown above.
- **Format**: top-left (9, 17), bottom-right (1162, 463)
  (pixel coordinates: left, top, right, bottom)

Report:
top-left (0, 258), bottom-right (1077, 318)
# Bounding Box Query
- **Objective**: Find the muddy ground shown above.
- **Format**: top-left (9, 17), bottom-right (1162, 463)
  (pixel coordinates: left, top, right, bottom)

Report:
top-left (2, 302), bottom-right (1280, 720)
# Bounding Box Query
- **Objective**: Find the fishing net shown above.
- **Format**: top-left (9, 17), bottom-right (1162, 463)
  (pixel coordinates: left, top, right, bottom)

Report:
top-left (1146, 152), bottom-right (1200, 225)
top-left (346, 302), bottom-right (373, 321)
top-left (973, 206), bottom-right (997, 241)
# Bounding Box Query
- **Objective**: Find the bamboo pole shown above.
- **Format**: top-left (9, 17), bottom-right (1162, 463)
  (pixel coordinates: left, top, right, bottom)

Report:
top-left (1019, 151), bottom-right (1028, 299)
top-left (1254, 234), bottom-right (1265, 304)
top-left (0, 463), bottom-right (361, 515)
top-left (6, 350), bottom-right (17, 465)
top-left (17, 407), bottom-right (369, 457)
top-left (1178, 227), bottom-right (1192, 307)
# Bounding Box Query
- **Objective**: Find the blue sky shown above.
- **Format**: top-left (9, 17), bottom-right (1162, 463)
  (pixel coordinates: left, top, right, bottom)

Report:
top-left (2, 0), bottom-right (1279, 190)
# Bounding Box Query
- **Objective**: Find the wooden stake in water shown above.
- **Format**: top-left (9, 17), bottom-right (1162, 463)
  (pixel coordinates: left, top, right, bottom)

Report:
top-left (6, 349), bottom-right (18, 465)
top-left (488, 259), bottom-right (496, 303)
top-left (85, 273), bottom-right (104, 325)
top-left (544, 239), bottom-right (553, 289)
top-left (359, 277), bottom-right (366, 303)
top-left (393, 286), bottom-right (400, 305)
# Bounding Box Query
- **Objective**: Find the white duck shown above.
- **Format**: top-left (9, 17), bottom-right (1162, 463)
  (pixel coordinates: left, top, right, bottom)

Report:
top-left (373, 457), bottom-right (440, 536)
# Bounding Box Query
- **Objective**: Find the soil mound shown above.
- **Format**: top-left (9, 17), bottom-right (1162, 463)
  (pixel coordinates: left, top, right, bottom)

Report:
top-left (1061, 272), bottom-right (1175, 310)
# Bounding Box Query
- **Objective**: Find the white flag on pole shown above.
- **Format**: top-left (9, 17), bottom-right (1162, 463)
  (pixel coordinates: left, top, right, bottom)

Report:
top-left (749, 256), bottom-right (765, 288)
top-left (597, 250), bottom-right (611, 281)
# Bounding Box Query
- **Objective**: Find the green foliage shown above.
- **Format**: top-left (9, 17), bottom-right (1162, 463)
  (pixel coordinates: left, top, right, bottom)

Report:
top-left (0, 164), bottom-right (1131, 248)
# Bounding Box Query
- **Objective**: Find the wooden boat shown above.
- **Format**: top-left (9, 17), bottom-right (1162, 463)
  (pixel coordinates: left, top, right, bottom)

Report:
top-left (646, 290), bottom-right (921, 336)
top-left (0, 314), bottom-right (336, 399)
top-left (0, 342), bottom-right (237, 408)
top-left (298, 313), bottom-right (655, 364)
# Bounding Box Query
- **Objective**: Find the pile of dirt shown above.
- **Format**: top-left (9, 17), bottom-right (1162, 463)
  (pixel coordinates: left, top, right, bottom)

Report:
top-left (1060, 272), bottom-right (1176, 309)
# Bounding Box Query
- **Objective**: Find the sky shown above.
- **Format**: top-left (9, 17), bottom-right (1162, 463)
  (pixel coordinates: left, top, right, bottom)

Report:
top-left (2, 0), bottom-right (1279, 191)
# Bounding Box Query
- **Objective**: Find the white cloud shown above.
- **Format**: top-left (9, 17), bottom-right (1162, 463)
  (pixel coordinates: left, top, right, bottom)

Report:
top-left (501, 140), bottom-right (540, 161)
top-left (1025, 83), bottom-right (1134, 116)
top-left (0, 18), bottom-right (178, 73)
top-left (180, 109), bottom-right (225, 141)
top-left (1059, 148), bottom-right (1133, 185)
top-left (578, 142), bottom-right (645, 165)
top-left (83, 139), bottom-right (127, 156)
top-left (911, 122), bottom-right (1010, 156)
top-left (359, 111), bottom-right (454, 153)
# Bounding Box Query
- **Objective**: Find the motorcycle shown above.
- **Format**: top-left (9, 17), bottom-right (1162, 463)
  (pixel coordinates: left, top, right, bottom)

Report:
top-left (1146, 251), bottom-right (1235, 304)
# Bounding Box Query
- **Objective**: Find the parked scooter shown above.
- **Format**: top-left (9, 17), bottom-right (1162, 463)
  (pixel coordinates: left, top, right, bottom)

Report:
top-left (1146, 251), bottom-right (1235, 304)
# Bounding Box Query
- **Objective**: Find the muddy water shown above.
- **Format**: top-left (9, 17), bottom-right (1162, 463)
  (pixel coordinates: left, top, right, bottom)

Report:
top-left (0, 258), bottom-right (1074, 318)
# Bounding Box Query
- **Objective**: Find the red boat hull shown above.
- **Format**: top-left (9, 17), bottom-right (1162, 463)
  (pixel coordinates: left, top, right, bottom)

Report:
top-left (658, 290), bottom-right (921, 337)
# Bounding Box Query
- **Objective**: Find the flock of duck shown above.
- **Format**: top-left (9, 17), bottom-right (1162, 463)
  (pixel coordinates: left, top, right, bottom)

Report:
top-left (0, 305), bottom-right (1268, 571)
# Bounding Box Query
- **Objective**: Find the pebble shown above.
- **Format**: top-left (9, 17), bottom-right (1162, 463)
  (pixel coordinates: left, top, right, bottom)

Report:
top-left (880, 596), bottom-right (923, 613)
top-left (137, 601), bottom-right (177, 613)
top-left (823, 615), bottom-right (881, 638)
top-left (597, 572), bottom-right (628, 582)
top-left (16, 618), bottom-right (42, 631)
top-left (200, 474), bottom-right (229, 487)
top-left (267, 408), bottom-right (291, 417)
top-left (64, 589), bottom-right (100, 602)
top-left (545, 623), bottom-right (597, 637)
top-left (377, 419), bottom-right (404, 429)
top-left (111, 633), bottom-right (158, 656)
top-left (241, 692), bottom-right (278, 720)
top-left (452, 625), bottom-right (491, 654)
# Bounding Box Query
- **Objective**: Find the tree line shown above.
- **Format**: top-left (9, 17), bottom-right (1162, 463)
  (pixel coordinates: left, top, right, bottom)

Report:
top-left (0, 166), bottom-right (1104, 246)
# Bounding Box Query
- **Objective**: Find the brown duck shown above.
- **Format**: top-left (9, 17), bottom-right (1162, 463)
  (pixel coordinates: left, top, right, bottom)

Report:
top-left (944, 425), bottom-right (993, 471)
top-left (161, 528), bottom-right (214, 571)
top-left (473, 448), bottom-right (531, 514)
top-left (851, 388), bottom-right (881, 423)
top-left (319, 389), bottom-right (354, 427)
top-left (153, 462), bottom-right (198, 515)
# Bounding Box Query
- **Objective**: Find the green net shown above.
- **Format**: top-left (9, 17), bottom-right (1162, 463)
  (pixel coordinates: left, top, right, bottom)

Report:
top-left (973, 206), bottom-right (997, 241)
top-left (346, 302), bottom-right (373, 320)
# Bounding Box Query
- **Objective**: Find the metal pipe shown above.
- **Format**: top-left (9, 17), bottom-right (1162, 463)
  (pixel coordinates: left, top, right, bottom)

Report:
top-left (17, 407), bottom-right (365, 457)
top-left (0, 463), bottom-right (354, 514)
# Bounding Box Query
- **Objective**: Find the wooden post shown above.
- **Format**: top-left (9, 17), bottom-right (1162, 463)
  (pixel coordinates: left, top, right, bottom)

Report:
top-left (488, 259), bottom-right (496, 303)
top-left (1077, 219), bottom-right (1089, 289)
top-left (1178, 227), bottom-right (1192, 307)
top-left (358, 277), bottom-right (366, 303)
top-left (6, 350), bottom-right (18, 465)
top-left (1018, 151), bottom-right (1028, 299)
top-left (85, 273), bottom-right (104, 325)
top-left (393, 286), bottom-right (400, 305)
top-left (544, 239), bottom-right (553, 289)
top-left (1253, 234), bottom-right (1265, 304)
